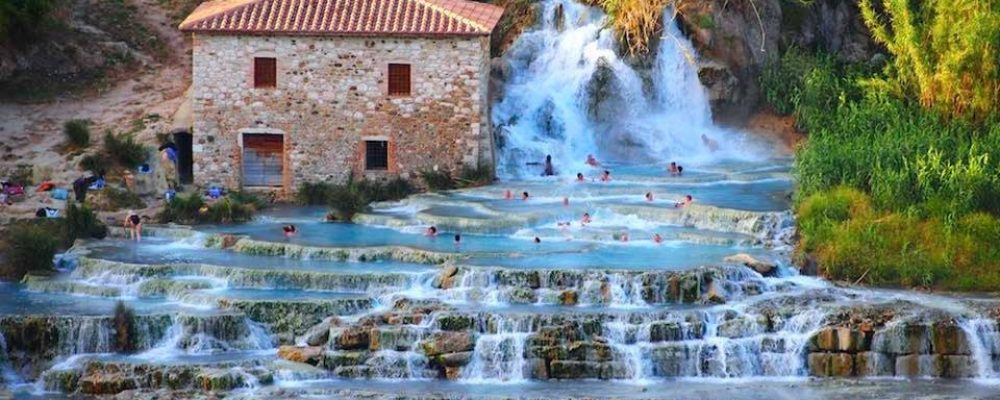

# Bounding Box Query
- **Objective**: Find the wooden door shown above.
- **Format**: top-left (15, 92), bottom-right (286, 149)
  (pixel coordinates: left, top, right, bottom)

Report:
top-left (242, 133), bottom-right (283, 187)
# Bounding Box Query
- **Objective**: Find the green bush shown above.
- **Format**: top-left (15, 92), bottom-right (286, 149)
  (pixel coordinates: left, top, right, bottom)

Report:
top-left (158, 193), bottom-right (258, 224)
top-left (103, 131), bottom-right (148, 169)
top-left (297, 177), bottom-right (415, 220)
top-left (0, 0), bottom-right (61, 44)
top-left (1, 164), bottom-right (34, 186)
top-left (420, 169), bottom-right (455, 191)
top-left (78, 153), bottom-right (106, 174)
top-left (63, 203), bottom-right (108, 242)
top-left (112, 301), bottom-right (137, 354)
top-left (63, 119), bottom-right (91, 148)
top-left (3, 223), bottom-right (59, 279)
top-left (96, 187), bottom-right (146, 211)
top-left (457, 165), bottom-right (494, 188)
top-left (797, 189), bottom-right (1000, 290)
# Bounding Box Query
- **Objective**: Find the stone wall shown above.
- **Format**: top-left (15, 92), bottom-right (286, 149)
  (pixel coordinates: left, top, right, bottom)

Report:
top-left (190, 33), bottom-right (494, 191)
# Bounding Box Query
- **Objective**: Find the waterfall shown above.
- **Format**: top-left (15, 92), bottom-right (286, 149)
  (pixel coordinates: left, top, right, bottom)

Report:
top-left (461, 315), bottom-right (529, 383)
top-left (493, 0), bottom-right (765, 179)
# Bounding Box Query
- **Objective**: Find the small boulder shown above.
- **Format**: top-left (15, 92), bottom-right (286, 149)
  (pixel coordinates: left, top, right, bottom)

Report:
top-left (422, 332), bottom-right (475, 357)
top-left (559, 290), bottom-right (578, 306)
top-left (724, 253), bottom-right (777, 276)
top-left (297, 316), bottom-right (342, 347)
top-left (278, 345), bottom-right (324, 365)
top-left (334, 326), bottom-right (371, 350)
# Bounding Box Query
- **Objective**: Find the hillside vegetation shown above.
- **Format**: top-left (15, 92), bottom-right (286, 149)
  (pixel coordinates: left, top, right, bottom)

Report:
top-left (762, 0), bottom-right (1000, 291)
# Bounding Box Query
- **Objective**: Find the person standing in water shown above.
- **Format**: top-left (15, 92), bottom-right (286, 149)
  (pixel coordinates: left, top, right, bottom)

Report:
top-left (586, 154), bottom-right (601, 167)
top-left (674, 195), bottom-right (694, 208)
top-left (581, 212), bottom-right (592, 225)
top-left (425, 226), bottom-right (438, 237)
top-left (653, 233), bottom-right (663, 244)
top-left (504, 189), bottom-right (513, 200)
top-left (600, 170), bottom-right (611, 182)
top-left (522, 191), bottom-right (530, 201)
top-left (576, 173), bottom-right (585, 182)
top-left (563, 197), bottom-right (569, 206)
top-left (645, 192), bottom-right (654, 202)
top-left (543, 155), bottom-right (555, 176)
top-left (124, 210), bottom-right (142, 241)
top-left (454, 234), bottom-right (462, 246)
top-left (702, 134), bottom-right (719, 152)
top-left (283, 224), bottom-right (297, 238)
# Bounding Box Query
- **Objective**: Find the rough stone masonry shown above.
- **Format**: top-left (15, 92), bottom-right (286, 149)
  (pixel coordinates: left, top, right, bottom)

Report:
top-left (189, 33), bottom-right (493, 191)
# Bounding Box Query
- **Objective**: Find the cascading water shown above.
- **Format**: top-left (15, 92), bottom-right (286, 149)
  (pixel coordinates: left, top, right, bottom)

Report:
top-left (493, 0), bottom-right (765, 178)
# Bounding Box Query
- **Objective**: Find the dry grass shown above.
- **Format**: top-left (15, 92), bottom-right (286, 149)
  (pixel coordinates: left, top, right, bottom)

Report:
top-left (600, 0), bottom-right (671, 55)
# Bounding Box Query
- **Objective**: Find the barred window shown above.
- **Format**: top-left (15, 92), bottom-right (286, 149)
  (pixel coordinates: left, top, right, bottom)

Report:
top-left (254, 57), bottom-right (277, 88)
top-left (365, 140), bottom-right (388, 170)
top-left (387, 63), bottom-right (411, 96)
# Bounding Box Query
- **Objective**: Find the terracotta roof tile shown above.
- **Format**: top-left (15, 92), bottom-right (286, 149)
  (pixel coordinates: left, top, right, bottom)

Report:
top-left (179, 0), bottom-right (504, 37)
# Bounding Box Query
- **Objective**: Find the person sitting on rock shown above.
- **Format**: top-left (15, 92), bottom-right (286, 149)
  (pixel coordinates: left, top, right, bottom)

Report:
top-left (425, 226), bottom-right (438, 237)
top-left (599, 170), bottom-right (611, 182)
top-left (283, 224), bottom-right (297, 238)
top-left (125, 210), bottom-right (143, 242)
top-left (674, 195), bottom-right (694, 208)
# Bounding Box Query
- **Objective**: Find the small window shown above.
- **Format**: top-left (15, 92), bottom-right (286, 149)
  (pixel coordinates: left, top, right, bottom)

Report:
top-left (254, 57), bottom-right (277, 88)
top-left (365, 140), bottom-right (389, 170)
top-left (387, 63), bottom-right (411, 96)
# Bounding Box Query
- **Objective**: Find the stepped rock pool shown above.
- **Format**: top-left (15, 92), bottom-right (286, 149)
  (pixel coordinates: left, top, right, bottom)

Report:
top-left (2, 161), bottom-right (1000, 398)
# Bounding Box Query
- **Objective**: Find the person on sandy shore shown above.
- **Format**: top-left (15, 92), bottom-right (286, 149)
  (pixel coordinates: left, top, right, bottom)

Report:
top-left (124, 210), bottom-right (142, 242)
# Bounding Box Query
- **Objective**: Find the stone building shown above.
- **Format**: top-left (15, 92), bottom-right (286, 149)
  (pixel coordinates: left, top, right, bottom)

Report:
top-left (179, 0), bottom-right (503, 191)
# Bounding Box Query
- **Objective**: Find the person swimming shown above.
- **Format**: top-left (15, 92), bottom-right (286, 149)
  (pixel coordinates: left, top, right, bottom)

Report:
top-left (668, 162), bottom-right (681, 176)
top-left (586, 154), bottom-right (601, 167)
top-left (425, 226), bottom-right (438, 237)
top-left (522, 191), bottom-right (530, 201)
top-left (282, 224), bottom-right (297, 238)
top-left (563, 197), bottom-right (569, 206)
top-left (581, 212), bottom-right (592, 225)
top-left (576, 172), bottom-right (585, 182)
top-left (653, 233), bottom-right (663, 244)
top-left (645, 192), bottom-right (654, 202)
top-left (599, 170), bottom-right (611, 182)
top-left (454, 234), bottom-right (462, 245)
top-left (504, 189), bottom-right (513, 200)
top-left (543, 155), bottom-right (555, 176)
top-left (534, 236), bottom-right (542, 244)
top-left (674, 195), bottom-right (694, 208)
top-left (620, 232), bottom-right (629, 242)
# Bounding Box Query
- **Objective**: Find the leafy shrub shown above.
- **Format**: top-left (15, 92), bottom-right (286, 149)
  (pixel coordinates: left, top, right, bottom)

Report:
top-left (797, 189), bottom-right (1000, 290)
top-left (0, 0), bottom-right (61, 44)
top-left (419, 169), bottom-right (455, 191)
top-left (63, 119), bottom-right (91, 148)
top-left (158, 193), bottom-right (258, 224)
top-left (63, 203), bottom-right (108, 242)
top-left (78, 153), bottom-right (106, 174)
top-left (1, 164), bottom-right (34, 186)
top-left (112, 301), bottom-right (137, 354)
top-left (103, 131), bottom-right (148, 169)
top-left (297, 177), bottom-right (415, 220)
top-left (94, 187), bottom-right (146, 211)
top-left (3, 223), bottom-right (59, 279)
top-left (457, 165), bottom-right (495, 188)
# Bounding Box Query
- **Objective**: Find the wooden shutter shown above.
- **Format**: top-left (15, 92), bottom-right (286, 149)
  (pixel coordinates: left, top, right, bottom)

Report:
top-left (388, 64), bottom-right (411, 96)
top-left (243, 134), bottom-right (283, 187)
top-left (254, 57), bottom-right (277, 88)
